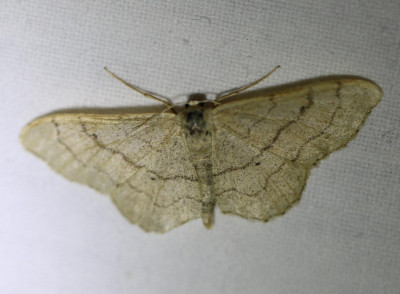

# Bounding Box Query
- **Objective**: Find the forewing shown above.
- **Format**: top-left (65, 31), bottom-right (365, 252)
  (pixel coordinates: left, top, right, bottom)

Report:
top-left (20, 113), bottom-right (201, 232)
top-left (212, 78), bottom-right (382, 220)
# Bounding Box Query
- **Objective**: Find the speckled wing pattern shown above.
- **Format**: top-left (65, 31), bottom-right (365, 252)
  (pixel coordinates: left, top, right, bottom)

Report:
top-left (20, 77), bottom-right (381, 232)
top-left (20, 113), bottom-right (202, 232)
top-left (212, 78), bottom-right (381, 220)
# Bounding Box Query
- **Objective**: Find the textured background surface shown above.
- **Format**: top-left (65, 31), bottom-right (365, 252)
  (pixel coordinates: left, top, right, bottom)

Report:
top-left (1, 1), bottom-right (399, 293)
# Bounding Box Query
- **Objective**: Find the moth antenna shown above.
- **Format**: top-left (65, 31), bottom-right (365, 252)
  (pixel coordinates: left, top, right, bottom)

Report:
top-left (216, 65), bottom-right (280, 102)
top-left (104, 67), bottom-right (175, 113)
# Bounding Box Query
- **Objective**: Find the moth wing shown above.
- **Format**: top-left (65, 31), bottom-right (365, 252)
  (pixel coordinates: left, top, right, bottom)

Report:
top-left (20, 113), bottom-right (202, 232)
top-left (211, 78), bottom-right (382, 220)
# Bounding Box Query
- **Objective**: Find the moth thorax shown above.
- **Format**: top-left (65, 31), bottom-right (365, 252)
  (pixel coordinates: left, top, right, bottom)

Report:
top-left (185, 109), bottom-right (206, 136)
top-left (180, 104), bottom-right (212, 156)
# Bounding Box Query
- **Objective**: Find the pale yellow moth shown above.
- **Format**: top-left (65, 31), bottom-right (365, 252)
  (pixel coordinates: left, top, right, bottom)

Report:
top-left (21, 67), bottom-right (382, 232)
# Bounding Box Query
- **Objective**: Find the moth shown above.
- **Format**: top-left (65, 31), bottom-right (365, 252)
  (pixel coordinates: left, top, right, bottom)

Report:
top-left (20, 67), bottom-right (382, 232)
